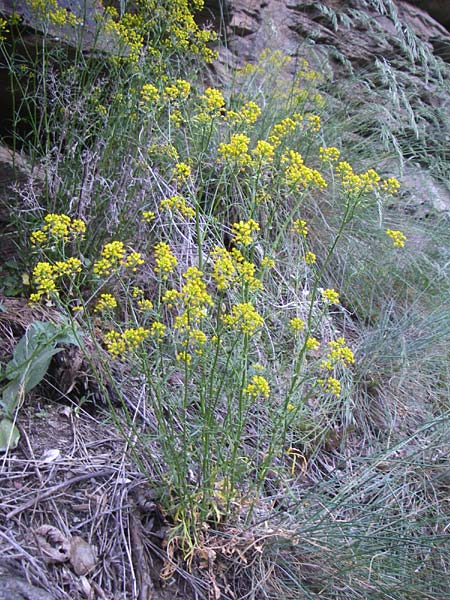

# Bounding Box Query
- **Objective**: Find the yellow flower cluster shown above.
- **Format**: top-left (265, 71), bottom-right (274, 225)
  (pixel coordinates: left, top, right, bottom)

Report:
top-left (160, 195), bottom-right (195, 218)
top-left (319, 146), bottom-right (340, 163)
top-left (150, 321), bottom-right (166, 340)
top-left (199, 87), bottom-right (225, 119)
top-left (0, 18), bottom-right (8, 42)
top-left (239, 101), bottom-right (261, 125)
top-left (321, 337), bottom-right (355, 371)
top-left (176, 351), bottom-right (192, 365)
top-left (30, 257), bottom-right (82, 302)
top-left (319, 376), bottom-right (341, 397)
top-left (335, 162), bottom-right (382, 194)
top-left (268, 117), bottom-right (298, 147)
top-left (321, 288), bottom-right (340, 304)
top-left (231, 219), bottom-right (260, 246)
top-left (93, 242), bottom-right (143, 277)
top-left (251, 140), bottom-right (275, 164)
top-left (154, 242), bottom-right (178, 278)
top-left (173, 162), bottom-right (191, 183)
top-left (211, 246), bottom-right (263, 291)
top-left (305, 336), bottom-right (320, 351)
top-left (141, 83), bottom-right (159, 104)
top-left (48, 7), bottom-right (79, 26)
top-left (29, 0), bottom-right (78, 26)
top-left (244, 375), bottom-right (270, 398)
top-left (292, 219), bottom-right (308, 237)
top-left (163, 265), bottom-right (213, 345)
top-left (306, 114), bottom-right (321, 132)
top-left (138, 298), bottom-right (154, 311)
top-left (104, 8), bottom-right (144, 64)
top-left (225, 101), bottom-right (261, 126)
top-left (30, 213), bottom-right (86, 245)
top-left (142, 211), bottom-right (156, 222)
top-left (304, 251), bottom-right (316, 265)
top-left (164, 79), bottom-right (191, 102)
top-left (290, 317), bottom-right (305, 332)
top-left (282, 149), bottom-right (327, 190)
top-left (95, 293), bottom-right (117, 312)
top-left (223, 302), bottom-right (264, 336)
top-left (261, 257), bottom-right (275, 269)
top-left (386, 229), bottom-right (407, 247)
top-left (218, 133), bottom-right (251, 166)
top-left (132, 287), bottom-right (154, 311)
top-left (104, 327), bottom-right (150, 357)
top-left (180, 266), bottom-right (213, 318)
top-left (381, 177), bottom-right (401, 194)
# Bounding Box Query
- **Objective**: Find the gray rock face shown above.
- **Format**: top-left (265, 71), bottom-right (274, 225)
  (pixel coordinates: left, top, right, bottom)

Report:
top-left (0, 563), bottom-right (53, 600)
top-left (406, 0), bottom-right (450, 30)
top-left (218, 0), bottom-right (450, 72)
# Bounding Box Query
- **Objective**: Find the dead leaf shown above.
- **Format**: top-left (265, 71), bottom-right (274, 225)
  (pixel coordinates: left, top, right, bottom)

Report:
top-left (35, 525), bottom-right (71, 563)
top-left (70, 536), bottom-right (97, 575)
top-left (40, 448), bottom-right (61, 463)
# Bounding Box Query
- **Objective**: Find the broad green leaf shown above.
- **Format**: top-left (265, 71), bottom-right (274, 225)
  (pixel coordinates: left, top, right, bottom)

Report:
top-left (0, 417), bottom-right (20, 452)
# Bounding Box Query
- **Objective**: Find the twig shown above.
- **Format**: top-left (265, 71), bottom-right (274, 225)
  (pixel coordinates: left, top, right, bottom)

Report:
top-left (6, 469), bottom-right (115, 520)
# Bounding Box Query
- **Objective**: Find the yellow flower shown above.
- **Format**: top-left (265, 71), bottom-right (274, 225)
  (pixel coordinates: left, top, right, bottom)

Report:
top-left (104, 327), bottom-right (150, 357)
top-left (95, 293), bottom-right (117, 312)
top-left (381, 177), bottom-right (401, 194)
top-left (239, 100), bottom-right (261, 124)
top-left (140, 83), bottom-right (159, 104)
top-left (150, 321), bottom-right (166, 339)
top-left (164, 79), bottom-right (191, 102)
top-left (386, 229), bottom-right (406, 247)
top-left (30, 230), bottom-right (47, 246)
top-left (306, 114), bottom-right (321, 132)
top-left (200, 87), bottom-right (225, 114)
top-left (218, 134), bottom-right (251, 166)
top-left (292, 219), bottom-right (308, 237)
top-left (124, 251), bottom-right (144, 272)
top-left (261, 257), bottom-right (275, 269)
top-left (290, 317), bottom-right (305, 332)
top-left (319, 376), bottom-right (341, 397)
top-left (173, 162), bottom-right (191, 183)
top-left (32, 213), bottom-right (86, 244)
top-left (93, 241), bottom-right (126, 276)
top-left (160, 195), bottom-right (195, 218)
top-left (305, 337), bottom-right (320, 351)
top-left (283, 149), bottom-right (327, 190)
top-left (176, 351), bottom-right (192, 365)
top-left (321, 337), bottom-right (355, 370)
top-left (142, 211), bottom-right (156, 222)
top-left (268, 117), bottom-right (297, 147)
top-left (251, 140), bottom-right (275, 164)
top-left (322, 288), bottom-right (340, 304)
top-left (231, 219), bottom-right (260, 246)
top-left (319, 146), bottom-right (340, 163)
top-left (304, 251), bottom-right (316, 265)
top-left (154, 242), bottom-right (178, 278)
top-left (137, 298), bottom-right (154, 311)
top-left (244, 375), bottom-right (270, 398)
top-left (223, 302), bottom-right (264, 336)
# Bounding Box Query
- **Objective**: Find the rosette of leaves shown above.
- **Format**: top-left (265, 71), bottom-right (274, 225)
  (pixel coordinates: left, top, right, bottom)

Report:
top-left (0, 320), bottom-right (80, 452)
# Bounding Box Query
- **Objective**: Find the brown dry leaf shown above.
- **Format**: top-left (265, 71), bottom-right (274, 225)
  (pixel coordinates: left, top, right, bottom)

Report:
top-left (70, 536), bottom-right (97, 576)
top-left (40, 448), bottom-right (61, 463)
top-left (35, 525), bottom-right (71, 564)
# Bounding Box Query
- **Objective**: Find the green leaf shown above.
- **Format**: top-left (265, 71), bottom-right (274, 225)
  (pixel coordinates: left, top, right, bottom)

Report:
top-left (0, 417), bottom-right (20, 452)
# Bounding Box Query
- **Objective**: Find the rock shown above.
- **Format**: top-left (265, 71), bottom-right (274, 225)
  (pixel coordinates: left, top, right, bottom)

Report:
top-left (402, 165), bottom-right (450, 217)
top-left (0, 562), bottom-right (53, 600)
top-left (217, 0), bottom-right (450, 73)
top-left (406, 1), bottom-right (450, 30)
